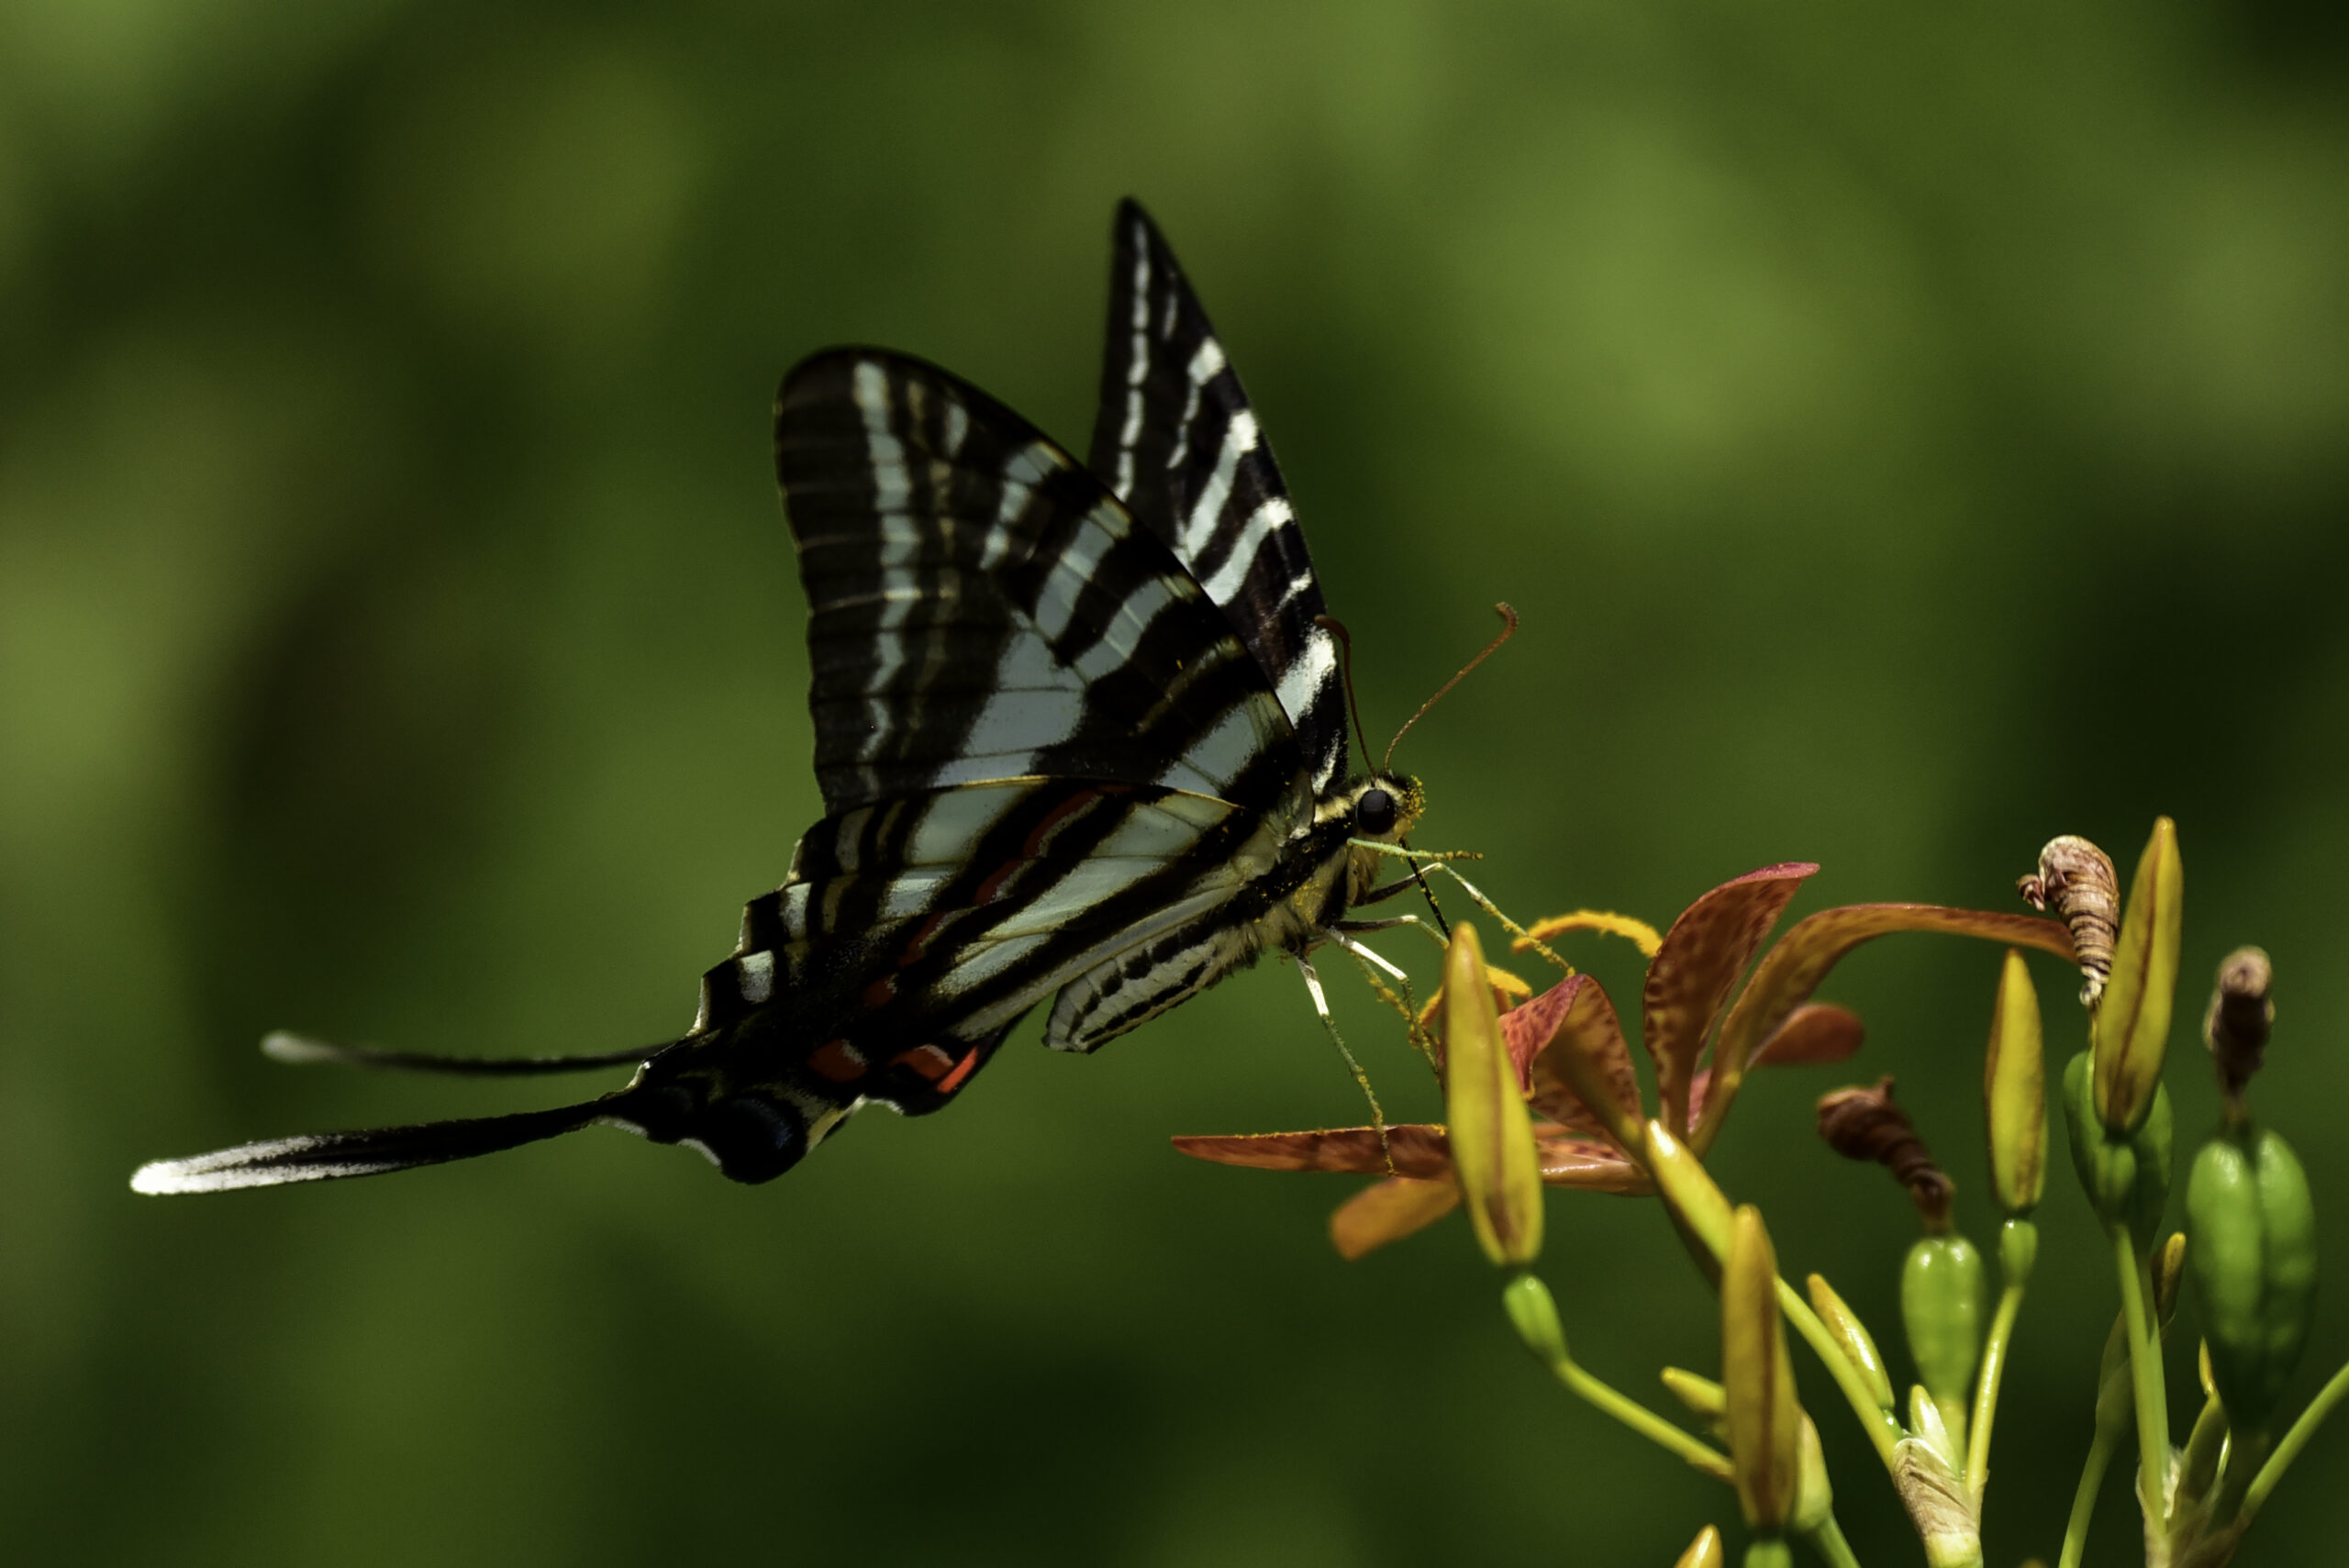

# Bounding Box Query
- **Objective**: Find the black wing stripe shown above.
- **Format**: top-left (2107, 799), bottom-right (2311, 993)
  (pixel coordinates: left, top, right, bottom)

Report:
top-left (1086, 200), bottom-right (1349, 791)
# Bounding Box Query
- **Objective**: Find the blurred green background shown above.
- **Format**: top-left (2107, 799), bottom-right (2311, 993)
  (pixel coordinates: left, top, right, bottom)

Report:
top-left (5, 2), bottom-right (2348, 1563)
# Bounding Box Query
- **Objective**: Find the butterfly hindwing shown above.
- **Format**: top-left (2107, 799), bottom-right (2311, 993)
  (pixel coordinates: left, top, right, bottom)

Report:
top-left (1088, 200), bottom-right (1348, 795)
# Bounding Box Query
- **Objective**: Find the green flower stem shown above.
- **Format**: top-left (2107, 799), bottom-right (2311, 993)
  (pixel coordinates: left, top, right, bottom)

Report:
top-left (1537, 1351), bottom-right (1735, 1481)
top-left (1777, 1277), bottom-right (1904, 1470)
top-left (1964, 1278), bottom-right (2026, 1490)
top-left (2243, 1355), bottom-right (2349, 1519)
top-left (2110, 1225), bottom-right (2172, 1529)
top-left (2056, 1423), bottom-right (2121, 1568)
top-left (1744, 1540), bottom-right (1794, 1568)
top-left (1801, 1514), bottom-right (1862, 1568)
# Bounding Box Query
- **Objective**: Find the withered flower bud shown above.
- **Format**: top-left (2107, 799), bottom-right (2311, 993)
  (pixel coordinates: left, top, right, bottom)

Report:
top-left (2203, 945), bottom-right (2275, 1109)
top-left (1816, 1077), bottom-right (1954, 1229)
top-left (2018, 834), bottom-right (2119, 1006)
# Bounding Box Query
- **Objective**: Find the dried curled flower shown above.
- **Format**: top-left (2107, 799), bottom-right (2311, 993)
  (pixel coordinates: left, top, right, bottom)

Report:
top-left (2018, 835), bottom-right (2119, 1006)
top-left (1817, 1076), bottom-right (1954, 1229)
top-left (2203, 945), bottom-right (2275, 1107)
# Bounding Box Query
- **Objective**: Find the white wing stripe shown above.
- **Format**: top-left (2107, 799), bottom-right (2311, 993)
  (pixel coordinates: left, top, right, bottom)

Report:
top-left (1114, 222), bottom-right (1151, 498)
top-left (1180, 406), bottom-right (1257, 561)
top-left (1274, 627), bottom-right (1340, 730)
top-left (1200, 495), bottom-right (1291, 605)
top-left (852, 362), bottom-right (908, 513)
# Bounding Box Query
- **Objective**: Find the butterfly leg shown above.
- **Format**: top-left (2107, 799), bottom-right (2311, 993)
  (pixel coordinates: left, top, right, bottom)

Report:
top-left (1330, 914), bottom-right (1416, 935)
top-left (1296, 954), bottom-right (1394, 1176)
top-left (1319, 929), bottom-right (1407, 983)
top-left (1419, 862), bottom-right (1573, 974)
top-left (1353, 874), bottom-right (1422, 907)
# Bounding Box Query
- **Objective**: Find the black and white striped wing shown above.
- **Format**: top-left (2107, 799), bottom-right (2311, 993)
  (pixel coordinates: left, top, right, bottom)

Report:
top-left (697, 779), bottom-right (1275, 1054)
top-left (1087, 200), bottom-right (1349, 795)
top-left (783, 349), bottom-right (1302, 817)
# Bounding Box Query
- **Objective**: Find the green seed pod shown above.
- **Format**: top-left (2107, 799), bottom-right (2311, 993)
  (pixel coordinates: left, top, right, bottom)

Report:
top-left (1998, 1218), bottom-right (2039, 1286)
top-left (2186, 1126), bottom-right (2318, 1430)
top-left (1901, 1234), bottom-right (1985, 1413)
top-left (1983, 949), bottom-right (2047, 1216)
top-left (2062, 1050), bottom-right (2174, 1251)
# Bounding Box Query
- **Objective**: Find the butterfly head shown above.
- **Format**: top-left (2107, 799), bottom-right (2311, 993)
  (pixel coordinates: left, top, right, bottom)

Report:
top-left (1347, 773), bottom-right (1421, 840)
top-left (1323, 772), bottom-right (1425, 906)
top-left (1323, 772), bottom-right (1423, 844)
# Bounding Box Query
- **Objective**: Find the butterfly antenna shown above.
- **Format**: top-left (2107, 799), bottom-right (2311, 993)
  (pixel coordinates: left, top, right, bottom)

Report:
top-left (1313, 613), bottom-right (1375, 776)
top-left (1381, 602), bottom-right (1519, 773)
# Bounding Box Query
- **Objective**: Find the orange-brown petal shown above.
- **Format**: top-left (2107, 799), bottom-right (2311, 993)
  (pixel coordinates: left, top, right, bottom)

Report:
top-left (1510, 973), bottom-right (1645, 1151)
top-left (1695, 904), bottom-right (2074, 1152)
top-left (1750, 1002), bottom-right (1868, 1069)
top-left (1330, 1175), bottom-right (1461, 1258)
top-left (1536, 1129), bottom-right (1653, 1194)
top-left (1171, 1125), bottom-right (1454, 1178)
top-left (1643, 863), bottom-right (1819, 1135)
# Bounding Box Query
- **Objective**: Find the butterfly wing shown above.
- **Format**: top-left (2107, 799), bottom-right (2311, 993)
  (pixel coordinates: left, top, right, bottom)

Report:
top-left (625, 349), bottom-right (1326, 1163)
top-left (1087, 199), bottom-right (1349, 794)
top-left (784, 349), bottom-right (1299, 817)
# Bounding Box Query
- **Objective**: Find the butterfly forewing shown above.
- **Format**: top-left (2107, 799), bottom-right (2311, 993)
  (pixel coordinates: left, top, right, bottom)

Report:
top-left (782, 350), bottom-right (1301, 817)
top-left (1088, 200), bottom-right (1348, 795)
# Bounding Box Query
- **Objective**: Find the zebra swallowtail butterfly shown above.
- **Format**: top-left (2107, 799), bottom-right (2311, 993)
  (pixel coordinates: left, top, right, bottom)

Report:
top-left (133, 200), bottom-right (1425, 1195)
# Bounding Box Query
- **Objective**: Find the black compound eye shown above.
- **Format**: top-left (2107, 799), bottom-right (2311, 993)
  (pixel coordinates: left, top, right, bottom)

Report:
top-left (1355, 787), bottom-right (1397, 837)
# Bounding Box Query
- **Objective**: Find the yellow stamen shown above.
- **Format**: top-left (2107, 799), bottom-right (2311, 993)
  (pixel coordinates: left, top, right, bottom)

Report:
top-left (1519, 909), bottom-right (1665, 959)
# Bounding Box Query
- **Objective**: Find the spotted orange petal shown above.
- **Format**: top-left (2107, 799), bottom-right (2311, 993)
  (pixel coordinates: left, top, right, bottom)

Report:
top-left (1536, 1127), bottom-right (1652, 1194)
top-left (1170, 1124), bottom-right (1453, 1179)
top-left (1693, 904), bottom-right (2074, 1151)
top-left (1642, 863), bottom-right (1818, 1135)
top-left (1507, 973), bottom-right (1645, 1151)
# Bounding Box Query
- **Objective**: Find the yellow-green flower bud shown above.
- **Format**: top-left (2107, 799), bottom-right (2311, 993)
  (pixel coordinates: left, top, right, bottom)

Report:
top-left (1502, 1272), bottom-right (1568, 1366)
top-left (1443, 922), bottom-right (1543, 1267)
top-left (1647, 1120), bottom-right (1735, 1277)
top-left (2091, 817), bottom-right (2183, 1135)
top-left (1662, 1366), bottom-right (1728, 1426)
top-left (1789, 1414), bottom-right (1833, 1536)
top-left (1723, 1206), bottom-right (1800, 1532)
top-left (1901, 1234), bottom-right (1985, 1429)
top-left (1983, 948), bottom-right (2046, 1215)
top-left (2154, 1229), bottom-right (2187, 1332)
top-left (2186, 1125), bottom-right (2317, 1430)
top-left (1806, 1273), bottom-right (1896, 1414)
top-left (1672, 1525), bottom-right (1725, 1568)
top-left (2063, 1050), bottom-right (2173, 1251)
